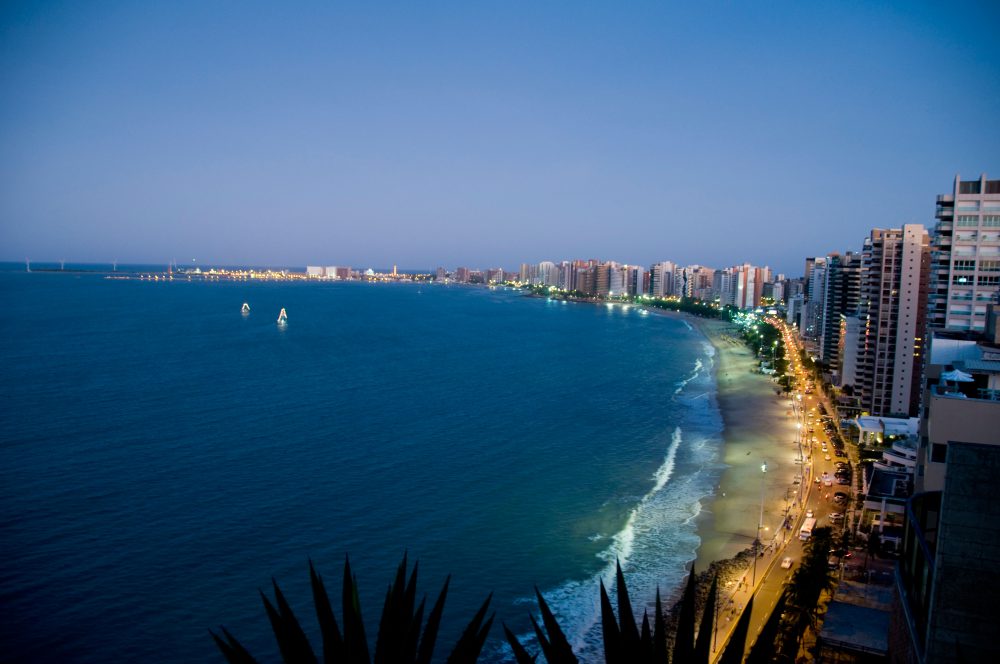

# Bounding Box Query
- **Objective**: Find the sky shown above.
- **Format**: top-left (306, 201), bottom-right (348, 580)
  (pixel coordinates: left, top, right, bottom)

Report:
top-left (1, 1), bottom-right (998, 276)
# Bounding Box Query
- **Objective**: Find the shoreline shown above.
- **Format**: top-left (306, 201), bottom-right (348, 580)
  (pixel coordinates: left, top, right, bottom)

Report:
top-left (687, 316), bottom-right (802, 573)
top-left (568, 301), bottom-right (801, 578)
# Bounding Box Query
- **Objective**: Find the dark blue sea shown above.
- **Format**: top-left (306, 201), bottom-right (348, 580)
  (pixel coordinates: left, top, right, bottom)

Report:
top-left (0, 266), bottom-right (725, 662)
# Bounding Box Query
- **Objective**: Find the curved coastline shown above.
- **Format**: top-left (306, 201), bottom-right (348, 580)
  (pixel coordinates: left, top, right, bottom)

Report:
top-left (685, 316), bottom-right (801, 572)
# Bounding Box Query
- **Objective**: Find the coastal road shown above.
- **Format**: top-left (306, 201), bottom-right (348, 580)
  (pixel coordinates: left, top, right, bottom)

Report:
top-left (709, 319), bottom-right (850, 661)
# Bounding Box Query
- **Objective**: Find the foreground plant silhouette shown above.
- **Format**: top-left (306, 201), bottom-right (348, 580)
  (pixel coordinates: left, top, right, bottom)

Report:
top-left (504, 562), bottom-right (731, 664)
top-left (211, 554), bottom-right (494, 663)
top-left (215, 558), bottom-right (752, 663)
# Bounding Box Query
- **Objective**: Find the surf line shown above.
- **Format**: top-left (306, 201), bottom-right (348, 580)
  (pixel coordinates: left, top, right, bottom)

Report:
top-left (515, 426), bottom-right (685, 654)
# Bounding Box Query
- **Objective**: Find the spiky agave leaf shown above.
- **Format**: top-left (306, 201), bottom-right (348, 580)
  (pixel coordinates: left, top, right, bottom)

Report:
top-left (445, 593), bottom-right (494, 664)
top-left (262, 580), bottom-right (318, 663)
top-left (640, 610), bottom-right (652, 656)
top-left (342, 556), bottom-right (371, 664)
top-left (693, 574), bottom-right (719, 662)
top-left (745, 593), bottom-right (786, 664)
top-left (400, 562), bottom-right (422, 661)
top-left (502, 623), bottom-right (537, 664)
top-left (653, 588), bottom-right (667, 663)
top-left (402, 597), bottom-right (425, 662)
top-left (599, 579), bottom-right (622, 663)
top-left (526, 588), bottom-right (577, 664)
top-left (375, 553), bottom-right (412, 664)
top-left (718, 595), bottom-right (753, 664)
top-left (210, 627), bottom-right (259, 664)
top-left (309, 560), bottom-right (343, 663)
top-left (614, 561), bottom-right (641, 648)
top-left (415, 575), bottom-right (450, 664)
top-left (671, 566), bottom-right (697, 663)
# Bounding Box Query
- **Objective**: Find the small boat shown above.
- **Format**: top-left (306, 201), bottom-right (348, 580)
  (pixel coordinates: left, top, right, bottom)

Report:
top-left (241, 302), bottom-right (250, 315)
top-left (277, 307), bottom-right (288, 325)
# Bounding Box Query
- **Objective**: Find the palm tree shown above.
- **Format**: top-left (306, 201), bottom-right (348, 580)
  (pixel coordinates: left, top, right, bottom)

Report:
top-left (780, 527), bottom-right (836, 649)
top-left (211, 555), bottom-right (494, 664)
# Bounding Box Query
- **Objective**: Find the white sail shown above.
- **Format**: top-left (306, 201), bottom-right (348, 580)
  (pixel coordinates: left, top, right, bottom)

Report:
top-left (241, 302), bottom-right (251, 314)
top-left (277, 307), bottom-right (288, 324)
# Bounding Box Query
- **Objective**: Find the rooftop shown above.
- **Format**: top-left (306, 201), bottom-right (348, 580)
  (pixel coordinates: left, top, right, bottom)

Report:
top-left (818, 600), bottom-right (890, 656)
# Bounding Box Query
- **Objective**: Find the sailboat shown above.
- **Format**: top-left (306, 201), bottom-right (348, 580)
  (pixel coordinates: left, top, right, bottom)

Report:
top-left (277, 307), bottom-right (288, 326)
top-left (241, 302), bottom-right (251, 315)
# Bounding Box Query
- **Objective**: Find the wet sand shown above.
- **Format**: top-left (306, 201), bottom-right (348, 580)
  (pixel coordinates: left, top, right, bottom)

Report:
top-left (690, 318), bottom-right (803, 572)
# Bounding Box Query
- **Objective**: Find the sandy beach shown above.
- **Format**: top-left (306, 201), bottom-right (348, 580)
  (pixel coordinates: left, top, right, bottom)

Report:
top-left (690, 317), bottom-right (803, 572)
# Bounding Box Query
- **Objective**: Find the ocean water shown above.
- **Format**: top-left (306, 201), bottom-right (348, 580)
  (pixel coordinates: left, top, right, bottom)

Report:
top-left (0, 269), bottom-right (725, 662)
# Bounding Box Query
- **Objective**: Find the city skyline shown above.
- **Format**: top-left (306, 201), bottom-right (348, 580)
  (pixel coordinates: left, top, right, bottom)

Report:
top-left (2, 2), bottom-right (999, 276)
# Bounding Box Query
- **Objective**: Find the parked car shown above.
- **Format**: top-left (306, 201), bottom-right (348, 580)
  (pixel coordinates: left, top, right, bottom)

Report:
top-left (781, 556), bottom-right (794, 569)
top-left (836, 477), bottom-right (851, 485)
top-left (833, 491), bottom-right (848, 502)
top-left (835, 450), bottom-right (847, 457)
top-left (829, 512), bottom-right (844, 522)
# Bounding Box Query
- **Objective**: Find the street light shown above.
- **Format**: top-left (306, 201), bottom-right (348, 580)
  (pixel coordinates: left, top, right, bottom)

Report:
top-left (752, 461), bottom-right (767, 587)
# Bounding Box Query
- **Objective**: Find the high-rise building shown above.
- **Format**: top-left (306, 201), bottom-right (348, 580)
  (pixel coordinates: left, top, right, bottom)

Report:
top-left (608, 265), bottom-right (626, 296)
top-left (537, 261), bottom-right (557, 286)
top-left (856, 225), bottom-right (931, 417)
top-left (802, 256), bottom-right (828, 340)
top-left (889, 309), bottom-right (1000, 663)
top-left (649, 261), bottom-right (675, 298)
top-left (455, 266), bottom-right (470, 283)
top-left (626, 265), bottom-right (646, 296)
top-left (714, 268), bottom-right (735, 306)
top-left (818, 252), bottom-right (863, 368)
top-left (557, 261), bottom-right (572, 290)
top-left (733, 263), bottom-right (770, 309)
top-left (927, 173), bottom-right (1000, 332)
top-left (576, 266), bottom-right (596, 296)
top-left (594, 263), bottom-right (611, 298)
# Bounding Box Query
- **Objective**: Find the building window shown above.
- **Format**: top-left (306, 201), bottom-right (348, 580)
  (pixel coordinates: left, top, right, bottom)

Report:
top-left (981, 260), bottom-right (1000, 272)
top-left (984, 215), bottom-right (1000, 227)
top-left (978, 275), bottom-right (1000, 286)
top-left (931, 443), bottom-right (947, 463)
top-left (953, 260), bottom-right (976, 271)
top-left (957, 215), bottom-right (980, 227)
top-left (959, 180), bottom-right (982, 194)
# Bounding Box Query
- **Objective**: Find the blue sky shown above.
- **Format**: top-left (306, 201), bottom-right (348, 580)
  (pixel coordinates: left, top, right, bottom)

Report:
top-left (2, 1), bottom-right (998, 275)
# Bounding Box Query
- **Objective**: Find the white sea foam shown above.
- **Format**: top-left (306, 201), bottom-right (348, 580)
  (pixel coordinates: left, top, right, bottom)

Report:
top-left (511, 426), bottom-right (698, 657)
top-left (507, 337), bottom-right (726, 661)
top-left (675, 358), bottom-right (704, 394)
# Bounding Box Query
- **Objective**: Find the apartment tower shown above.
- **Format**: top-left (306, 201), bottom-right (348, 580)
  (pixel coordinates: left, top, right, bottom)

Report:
top-left (856, 224), bottom-right (930, 417)
top-left (927, 173), bottom-right (1000, 332)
